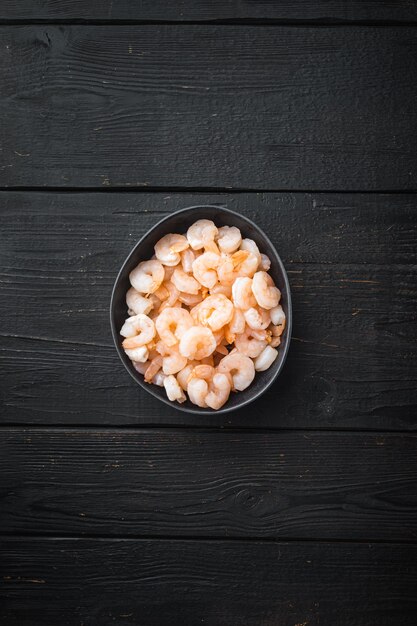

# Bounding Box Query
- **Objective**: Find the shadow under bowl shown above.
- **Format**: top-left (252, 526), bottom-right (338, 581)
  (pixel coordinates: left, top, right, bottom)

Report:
top-left (110, 205), bottom-right (292, 415)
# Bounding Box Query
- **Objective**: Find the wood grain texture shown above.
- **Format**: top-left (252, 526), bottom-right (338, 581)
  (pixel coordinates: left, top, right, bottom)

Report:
top-left (1, 538), bottom-right (417, 626)
top-left (1, 192), bottom-right (416, 428)
top-left (1, 26), bottom-right (417, 189)
top-left (1, 428), bottom-right (417, 540)
top-left (2, 0), bottom-right (417, 22)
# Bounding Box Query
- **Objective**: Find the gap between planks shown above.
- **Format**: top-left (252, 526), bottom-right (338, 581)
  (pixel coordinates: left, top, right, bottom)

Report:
top-left (0, 186), bottom-right (417, 194)
top-left (1, 19), bottom-right (417, 27)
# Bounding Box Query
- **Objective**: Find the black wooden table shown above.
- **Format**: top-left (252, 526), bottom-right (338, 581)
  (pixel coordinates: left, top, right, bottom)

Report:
top-left (1, 3), bottom-right (417, 625)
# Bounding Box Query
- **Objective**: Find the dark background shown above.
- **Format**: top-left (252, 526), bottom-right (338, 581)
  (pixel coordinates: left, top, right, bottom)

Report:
top-left (1, 2), bottom-right (417, 625)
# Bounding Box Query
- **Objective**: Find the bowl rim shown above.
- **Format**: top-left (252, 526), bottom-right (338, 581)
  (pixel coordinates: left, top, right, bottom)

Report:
top-left (110, 204), bottom-right (292, 415)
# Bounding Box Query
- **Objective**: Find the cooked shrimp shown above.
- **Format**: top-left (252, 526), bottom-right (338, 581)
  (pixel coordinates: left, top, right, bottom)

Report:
top-left (270, 335), bottom-right (281, 348)
top-left (229, 308), bottom-right (246, 335)
top-left (240, 238), bottom-right (261, 266)
top-left (154, 233), bottom-right (189, 266)
top-left (155, 307), bottom-right (193, 347)
top-left (162, 346), bottom-right (188, 375)
top-left (260, 254), bottom-right (271, 271)
top-left (192, 252), bottom-right (220, 289)
top-left (191, 294), bottom-right (234, 331)
top-left (126, 287), bottom-right (153, 316)
top-left (218, 352), bottom-right (255, 391)
top-left (144, 355), bottom-right (163, 382)
top-left (217, 250), bottom-right (258, 284)
top-left (171, 268), bottom-right (200, 295)
top-left (179, 326), bottom-right (217, 360)
top-left (158, 281), bottom-right (180, 311)
top-left (187, 377), bottom-right (208, 408)
top-left (252, 271), bottom-right (280, 309)
top-left (133, 360), bottom-right (148, 375)
top-left (163, 374), bottom-right (186, 402)
top-left (192, 364), bottom-right (215, 380)
top-left (176, 364), bottom-right (194, 390)
top-left (209, 282), bottom-right (232, 298)
top-left (121, 314), bottom-right (156, 348)
top-left (187, 219), bottom-right (218, 251)
top-left (154, 284), bottom-right (170, 301)
top-left (152, 371), bottom-right (166, 387)
top-left (244, 307), bottom-right (271, 331)
top-left (270, 304), bottom-right (286, 329)
top-left (232, 277), bottom-right (256, 310)
top-left (254, 346), bottom-right (278, 372)
top-left (216, 225), bottom-right (242, 253)
top-left (181, 248), bottom-right (196, 273)
top-left (178, 291), bottom-right (203, 307)
top-left (234, 327), bottom-right (267, 358)
top-left (205, 373), bottom-right (231, 409)
top-left (124, 346), bottom-right (149, 362)
top-left (130, 260), bottom-right (165, 294)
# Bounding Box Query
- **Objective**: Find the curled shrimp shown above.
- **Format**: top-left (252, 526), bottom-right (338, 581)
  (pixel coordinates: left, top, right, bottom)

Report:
top-left (192, 252), bottom-right (220, 289)
top-left (218, 352), bottom-right (255, 391)
top-left (155, 307), bottom-right (193, 347)
top-left (144, 355), bottom-right (163, 382)
top-left (163, 374), bottom-right (186, 402)
top-left (181, 248), bottom-right (196, 273)
top-left (210, 282), bottom-right (232, 298)
top-left (240, 239), bottom-right (261, 267)
top-left (232, 277), bottom-right (256, 310)
top-left (162, 346), bottom-right (188, 375)
top-left (205, 373), bottom-right (231, 410)
top-left (121, 314), bottom-right (156, 348)
top-left (191, 294), bottom-right (234, 331)
top-left (124, 345), bottom-right (149, 362)
top-left (244, 307), bottom-right (271, 331)
top-left (254, 346), bottom-right (278, 372)
top-left (252, 271), bottom-right (281, 310)
top-left (130, 260), bottom-right (165, 294)
top-left (126, 287), bottom-right (153, 316)
top-left (179, 326), bottom-right (217, 360)
top-left (187, 377), bottom-right (209, 408)
top-left (158, 281), bottom-right (180, 311)
top-left (178, 291), bottom-right (203, 307)
top-left (229, 308), bottom-right (246, 335)
top-left (234, 326), bottom-right (267, 358)
top-left (176, 362), bottom-right (198, 390)
top-left (154, 233), bottom-right (189, 266)
top-left (171, 268), bottom-right (200, 295)
top-left (216, 225), bottom-right (242, 253)
top-left (187, 219), bottom-right (218, 251)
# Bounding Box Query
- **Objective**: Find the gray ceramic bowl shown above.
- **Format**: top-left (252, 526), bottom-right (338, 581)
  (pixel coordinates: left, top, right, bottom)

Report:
top-left (110, 205), bottom-right (292, 414)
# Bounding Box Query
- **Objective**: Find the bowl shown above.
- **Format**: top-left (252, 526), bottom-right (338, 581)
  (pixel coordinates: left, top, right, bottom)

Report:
top-left (110, 205), bottom-right (292, 414)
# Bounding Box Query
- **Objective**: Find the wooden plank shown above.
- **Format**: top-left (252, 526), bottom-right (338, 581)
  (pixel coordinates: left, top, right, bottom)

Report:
top-left (1, 538), bottom-right (417, 625)
top-left (1, 192), bottom-right (416, 429)
top-left (1, 429), bottom-right (416, 540)
top-left (1, 26), bottom-right (416, 190)
top-left (1, 0), bottom-right (417, 22)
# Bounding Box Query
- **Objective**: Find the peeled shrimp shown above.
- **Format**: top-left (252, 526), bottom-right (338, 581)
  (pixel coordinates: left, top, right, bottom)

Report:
top-left (179, 326), bottom-right (217, 360)
top-left (130, 260), bottom-right (165, 294)
top-left (232, 277), bottom-right (256, 311)
top-left (192, 252), bottom-right (220, 289)
top-left (163, 374), bottom-right (186, 402)
top-left (178, 291), bottom-right (203, 307)
top-left (240, 238), bottom-right (261, 266)
top-left (144, 355), bottom-right (163, 382)
top-left (270, 304), bottom-right (286, 330)
top-left (158, 281), bottom-right (180, 311)
top-left (171, 268), bottom-right (200, 295)
top-left (124, 346), bottom-right (149, 363)
top-left (191, 294), bottom-right (234, 331)
top-left (126, 287), bottom-right (153, 316)
top-left (155, 307), bottom-right (193, 347)
top-left (187, 219), bottom-right (218, 251)
top-left (260, 254), bottom-right (271, 271)
top-left (234, 327), bottom-right (267, 358)
top-left (181, 248), bottom-right (196, 273)
top-left (218, 352), bottom-right (255, 391)
top-left (162, 346), bottom-right (188, 375)
top-left (210, 282), bottom-right (232, 298)
top-left (252, 271), bottom-right (280, 309)
top-left (244, 307), bottom-right (271, 331)
top-left (187, 377), bottom-right (209, 408)
top-left (229, 308), bottom-right (246, 335)
top-left (254, 345), bottom-right (278, 372)
top-left (154, 234), bottom-right (189, 266)
top-left (216, 226), bottom-right (242, 254)
top-left (121, 314), bottom-right (156, 348)
top-left (205, 373), bottom-right (231, 410)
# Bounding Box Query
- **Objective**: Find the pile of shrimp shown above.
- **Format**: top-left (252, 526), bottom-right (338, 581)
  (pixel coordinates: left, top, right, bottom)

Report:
top-left (120, 219), bottom-right (286, 410)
